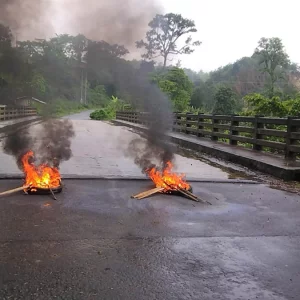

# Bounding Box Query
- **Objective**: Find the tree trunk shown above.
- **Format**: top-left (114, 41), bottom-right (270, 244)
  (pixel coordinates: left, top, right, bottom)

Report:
top-left (163, 55), bottom-right (167, 69)
top-left (269, 71), bottom-right (275, 98)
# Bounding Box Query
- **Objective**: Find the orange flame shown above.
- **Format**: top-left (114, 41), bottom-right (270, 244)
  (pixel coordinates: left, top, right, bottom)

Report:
top-left (146, 161), bottom-right (190, 191)
top-left (21, 150), bottom-right (61, 190)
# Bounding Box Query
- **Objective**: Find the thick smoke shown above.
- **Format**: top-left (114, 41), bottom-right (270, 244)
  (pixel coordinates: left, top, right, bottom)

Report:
top-left (0, 0), bottom-right (55, 41)
top-left (0, 0), bottom-right (162, 49)
top-left (0, 0), bottom-right (172, 173)
top-left (36, 119), bottom-right (75, 167)
top-left (2, 127), bottom-right (33, 168)
top-left (125, 69), bottom-right (175, 172)
top-left (2, 119), bottom-right (75, 169)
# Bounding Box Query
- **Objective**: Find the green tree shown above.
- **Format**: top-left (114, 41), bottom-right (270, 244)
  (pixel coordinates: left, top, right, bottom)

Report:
top-left (243, 93), bottom-right (289, 117)
top-left (136, 13), bottom-right (201, 68)
top-left (0, 24), bottom-right (12, 52)
top-left (254, 37), bottom-right (290, 97)
top-left (153, 67), bottom-right (193, 111)
top-left (212, 86), bottom-right (236, 114)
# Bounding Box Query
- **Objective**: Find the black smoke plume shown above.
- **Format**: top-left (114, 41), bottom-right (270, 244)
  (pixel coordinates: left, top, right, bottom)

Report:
top-left (2, 127), bottom-right (33, 168)
top-left (86, 49), bottom-right (175, 173)
top-left (37, 119), bottom-right (75, 167)
top-left (2, 119), bottom-right (75, 169)
top-left (125, 68), bottom-right (175, 173)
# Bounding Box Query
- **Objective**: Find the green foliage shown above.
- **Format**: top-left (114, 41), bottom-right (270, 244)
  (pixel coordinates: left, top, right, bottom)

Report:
top-left (88, 85), bottom-right (110, 106)
top-left (1, 19), bottom-right (299, 120)
top-left (30, 71), bottom-right (47, 96)
top-left (288, 96), bottom-right (300, 116)
top-left (90, 95), bottom-right (124, 120)
top-left (212, 86), bottom-right (236, 115)
top-left (153, 67), bottom-right (193, 111)
top-left (50, 98), bottom-right (89, 117)
top-left (183, 106), bottom-right (204, 114)
top-left (136, 13), bottom-right (201, 68)
top-left (243, 93), bottom-right (300, 117)
top-left (90, 109), bottom-right (110, 120)
top-left (243, 94), bottom-right (287, 117)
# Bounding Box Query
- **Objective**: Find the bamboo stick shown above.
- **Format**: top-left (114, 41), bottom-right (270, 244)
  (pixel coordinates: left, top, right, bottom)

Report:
top-left (49, 187), bottom-right (57, 200)
top-left (0, 185), bottom-right (30, 197)
top-left (135, 187), bottom-right (164, 199)
top-left (176, 188), bottom-right (200, 202)
top-left (182, 189), bottom-right (212, 205)
top-left (131, 187), bottom-right (164, 199)
top-left (136, 187), bottom-right (164, 200)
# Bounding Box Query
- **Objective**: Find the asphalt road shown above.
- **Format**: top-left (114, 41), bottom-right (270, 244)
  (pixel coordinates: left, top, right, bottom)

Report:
top-left (0, 179), bottom-right (299, 300)
top-left (1, 111), bottom-right (300, 299)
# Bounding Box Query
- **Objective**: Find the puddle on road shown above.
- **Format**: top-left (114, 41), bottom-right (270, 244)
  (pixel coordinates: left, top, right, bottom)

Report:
top-left (175, 146), bottom-right (256, 181)
top-left (176, 146), bottom-right (300, 195)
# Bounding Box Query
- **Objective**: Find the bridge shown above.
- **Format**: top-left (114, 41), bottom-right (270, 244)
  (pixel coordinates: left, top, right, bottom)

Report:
top-left (0, 109), bottom-right (299, 299)
top-left (116, 111), bottom-right (300, 180)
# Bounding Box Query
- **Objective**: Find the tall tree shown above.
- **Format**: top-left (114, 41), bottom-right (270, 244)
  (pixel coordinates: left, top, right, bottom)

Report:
top-left (136, 13), bottom-right (201, 68)
top-left (153, 67), bottom-right (193, 111)
top-left (212, 86), bottom-right (236, 115)
top-left (254, 37), bottom-right (290, 97)
top-left (0, 24), bottom-right (12, 52)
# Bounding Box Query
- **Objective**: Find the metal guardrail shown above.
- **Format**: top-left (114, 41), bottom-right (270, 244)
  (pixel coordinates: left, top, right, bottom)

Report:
top-left (0, 106), bottom-right (37, 121)
top-left (116, 111), bottom-right (300, 161)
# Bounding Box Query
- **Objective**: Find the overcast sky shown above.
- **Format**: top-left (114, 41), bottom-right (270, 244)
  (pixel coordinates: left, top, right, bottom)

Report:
top-left (161, 0), bottom-right (300, 71)
top-left (51, 0), bottom-right (299, 72)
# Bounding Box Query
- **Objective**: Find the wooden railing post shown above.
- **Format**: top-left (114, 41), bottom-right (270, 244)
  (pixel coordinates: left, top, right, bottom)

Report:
top-left (253, 116), bottom-right (264, 151)
top-left (197, 113), bottom-right (204, 137)
top-left (230, 115), bottom-right (239, 146)
top-left (178, 114), bottom-right (183, 132)
top-left (172, 112), bottom-right (177, 131)
top-left (211, 115), bottom-right (219, 141)
top-left (185, 112), bottom-right (191, 134)
top-left (285, 117), bottom-right (297, 160)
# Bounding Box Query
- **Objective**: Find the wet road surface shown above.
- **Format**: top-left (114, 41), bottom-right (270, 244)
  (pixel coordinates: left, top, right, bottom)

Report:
top-left (1, 111), bottom-right (300, 299)
top-left (0, 179), bottom-right (299, 300)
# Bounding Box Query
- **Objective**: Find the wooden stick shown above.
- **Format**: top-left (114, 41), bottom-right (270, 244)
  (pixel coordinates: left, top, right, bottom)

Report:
top-left (182, 189), bottom-right (212, 205)
top-left (49, 187), bottom-right (57, 200)
top-left (176, 188), bottom-right (200, 202)
top-left (0, 185), bottom-right (30, 197)
top-left (135, 187), bottom-right (164, 199)
top-left (131, 187), bottom-right (164, 199)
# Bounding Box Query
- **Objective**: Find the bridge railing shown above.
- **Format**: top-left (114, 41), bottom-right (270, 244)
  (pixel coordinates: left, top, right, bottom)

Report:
top-left (116, 111), bottom-right (300, 161)
top-left (0, 106), bottom-right (37, 121)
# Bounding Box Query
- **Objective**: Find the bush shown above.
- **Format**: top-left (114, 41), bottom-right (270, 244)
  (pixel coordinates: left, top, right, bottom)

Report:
top-left (90, 109), bottom-right (110, 120)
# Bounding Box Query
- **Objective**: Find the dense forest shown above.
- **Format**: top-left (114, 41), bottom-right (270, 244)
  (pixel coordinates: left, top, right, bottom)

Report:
top-left (0, 12), bottom-right (299, 118)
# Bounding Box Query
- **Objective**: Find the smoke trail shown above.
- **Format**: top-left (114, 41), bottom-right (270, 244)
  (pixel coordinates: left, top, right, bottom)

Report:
top-left (0, 0), bottom-right (55, 40)
top-left (2, 119), bottom-right (75, 169)
top-left (2, 127), bottom-right (34, 168)
top-left (125, 69), bottom-right (175, 172)
top-left (36, 119), bottom-right (75, 167)
top-left (0, 0), bottom-right (162, 49)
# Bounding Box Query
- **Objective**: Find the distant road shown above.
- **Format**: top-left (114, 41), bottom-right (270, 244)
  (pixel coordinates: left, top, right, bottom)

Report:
top-left (62, 109), bottom-right (94, 120)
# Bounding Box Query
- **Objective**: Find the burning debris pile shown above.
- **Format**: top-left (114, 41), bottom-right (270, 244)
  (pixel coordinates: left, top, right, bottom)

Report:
top-left (125, 71), bottom-right (210, 204)
top-left (131, 162), bottom-right (211, 204)
top-left (0, 119), bottom-right (74, 199)
top-left (21, 150), bottom-right (62, 198)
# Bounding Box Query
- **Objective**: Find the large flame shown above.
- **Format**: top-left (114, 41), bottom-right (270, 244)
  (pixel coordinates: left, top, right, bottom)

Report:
top-left (21, 150), bottom-right (61, 189)
top-left (146, 161), bottom-right (190, 191)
